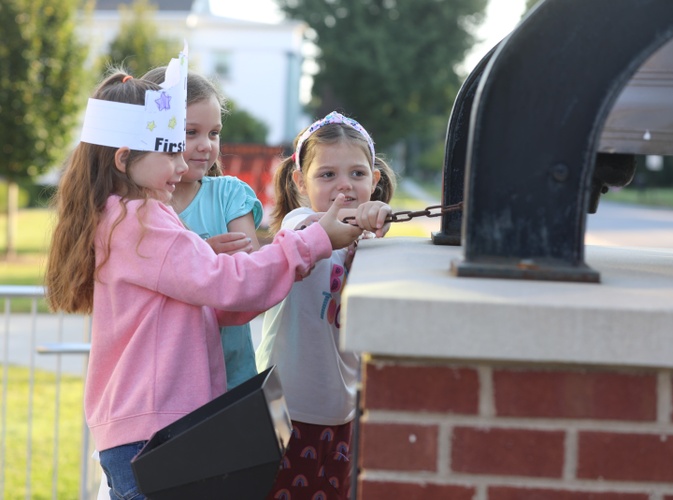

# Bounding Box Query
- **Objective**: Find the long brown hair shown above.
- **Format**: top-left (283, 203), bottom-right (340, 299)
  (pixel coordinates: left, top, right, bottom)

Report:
top-left (143, 67), bottom-right (227, 176)
top-left (270, 122), bottom-right (396, 234)
top-left (45, 70), bottom-right (161, 314)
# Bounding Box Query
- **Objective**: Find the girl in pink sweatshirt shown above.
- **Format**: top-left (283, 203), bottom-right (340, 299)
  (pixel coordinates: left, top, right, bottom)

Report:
top-left (44, 47), bottom-right (368, 500)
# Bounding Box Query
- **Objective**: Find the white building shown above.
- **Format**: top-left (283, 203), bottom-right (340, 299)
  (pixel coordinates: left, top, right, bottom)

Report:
top-left (78, 0), bottom-right (306, 145)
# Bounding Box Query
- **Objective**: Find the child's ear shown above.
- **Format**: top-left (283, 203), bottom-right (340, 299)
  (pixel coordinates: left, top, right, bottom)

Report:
top-left (371, 168), bottom-right (381, 193)
top-left (292, 168), bottom-right (308, 195)
top-left (114, 147), bottom-right (131, 173)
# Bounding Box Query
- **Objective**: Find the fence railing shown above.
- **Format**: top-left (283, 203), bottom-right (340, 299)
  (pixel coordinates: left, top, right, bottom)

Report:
top-left (0, 285), bottom-right (100, 500)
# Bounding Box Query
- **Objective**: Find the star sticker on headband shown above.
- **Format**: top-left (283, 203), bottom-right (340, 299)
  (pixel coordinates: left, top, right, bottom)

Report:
top-left (147, 121), bottom-right (157, 132)
top-left (155, 91), bottom-right (172, 111)
top-left (168, 117), bottom-right (177, 129)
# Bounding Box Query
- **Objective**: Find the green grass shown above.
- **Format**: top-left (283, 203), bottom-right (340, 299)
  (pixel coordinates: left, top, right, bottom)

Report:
top-left (0, 210), bottom-right (84, 498)
top-left (0, 209), bottom-right (52, 312)
top-left (0, 209), bottom-right (53, 281)
top-left (1, 366), bottom-right (84, 500)
top-left (386, 181), bottom-right (443, 237)
top-left (0, 208), bottom-right (54, 256)
top-left (390, 191), bottom-right (430, 211)
top-left (603, 186), bottom-right (673, 207)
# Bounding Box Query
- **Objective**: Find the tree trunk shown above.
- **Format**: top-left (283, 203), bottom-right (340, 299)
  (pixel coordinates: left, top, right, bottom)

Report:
top-left (5, 180), bottom-right (18, 260)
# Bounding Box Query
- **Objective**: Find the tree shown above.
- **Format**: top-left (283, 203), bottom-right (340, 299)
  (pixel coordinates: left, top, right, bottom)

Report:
top-left (525, 0), bottom-right (540, 12)
top-left (221, 100), bottom-right (270, 144)
top-left (0, 0), bottom-right (88, 258)
top-left (102, 0), bottom-right (268, 144)
top-left (275, 0), bottom-right (488, 153)
top-left (98, 0), bottom-right (181, 77)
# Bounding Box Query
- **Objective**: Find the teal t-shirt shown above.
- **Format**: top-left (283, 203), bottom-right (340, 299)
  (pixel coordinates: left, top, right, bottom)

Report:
top-left (179, 175), bottom-right (263, 390)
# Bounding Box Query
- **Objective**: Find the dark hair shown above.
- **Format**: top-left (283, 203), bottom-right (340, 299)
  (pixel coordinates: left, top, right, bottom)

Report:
top-left (270, 122), bottom-right (396, 234)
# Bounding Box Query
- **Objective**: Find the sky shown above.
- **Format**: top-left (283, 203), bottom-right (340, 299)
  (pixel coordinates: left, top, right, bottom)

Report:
top-left (209, 0), bottom-right (528, 73)
top-left (462, 0), bottom-right (527, 72)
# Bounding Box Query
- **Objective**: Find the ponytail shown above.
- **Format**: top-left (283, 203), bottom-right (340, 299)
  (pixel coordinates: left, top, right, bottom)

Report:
top-left (269, 157), bottom-right (303, 234)
top-left (371, 156), bottom-right (397, 204)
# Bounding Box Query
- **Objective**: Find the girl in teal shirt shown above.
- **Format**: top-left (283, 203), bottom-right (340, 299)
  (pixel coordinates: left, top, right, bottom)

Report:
top-left (144, 68), bottom-right (262, 389)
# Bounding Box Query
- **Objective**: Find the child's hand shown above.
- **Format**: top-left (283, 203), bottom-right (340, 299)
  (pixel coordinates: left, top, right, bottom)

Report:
top-left (359, 201), bottom-right (392, 238)
top-left (318, 194), bottom-right (364, 249)
top-left (206, 232), bottom-right (254, 255)
top-left (342, 201), bottom-right (392, 238)
top-left (344, 241), bottom-right (357, 270)
top-left (293, 213), bottom-right (323, 230)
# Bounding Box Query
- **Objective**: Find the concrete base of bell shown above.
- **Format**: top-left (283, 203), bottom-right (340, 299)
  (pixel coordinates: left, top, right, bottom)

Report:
top-left (342, 238), bottom-right (673, 369)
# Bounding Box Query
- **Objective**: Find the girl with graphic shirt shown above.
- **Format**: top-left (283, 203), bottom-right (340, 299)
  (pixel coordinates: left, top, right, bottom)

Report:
top-left (256, 111), bottom-right (396, 500)
top-left (44, 49), bottom-right (373, 498)
top-left (144, 67), bottom-right (262, 390)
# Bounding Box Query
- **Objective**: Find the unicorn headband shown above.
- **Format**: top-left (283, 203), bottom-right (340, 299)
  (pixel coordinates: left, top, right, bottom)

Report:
top-left (80, 42), bottom-right (189, 153)
top-left (293, 111), bottom-right (375, 171)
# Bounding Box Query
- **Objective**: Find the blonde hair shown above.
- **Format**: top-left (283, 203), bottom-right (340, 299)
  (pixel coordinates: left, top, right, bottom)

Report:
top-left (270, 122), bottom-right (396, 234)
top-left (45, 70), bottom-right (161, 314)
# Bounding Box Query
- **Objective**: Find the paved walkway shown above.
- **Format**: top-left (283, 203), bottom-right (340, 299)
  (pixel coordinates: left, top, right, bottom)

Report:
top-left (585, 200), bottom-right (673, 247)
top-left (3, 313), bottom-right (91, 375)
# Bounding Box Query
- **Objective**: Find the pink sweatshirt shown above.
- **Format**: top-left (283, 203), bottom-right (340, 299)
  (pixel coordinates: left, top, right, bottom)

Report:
top-left (86, 196), bottom-right (332, 451)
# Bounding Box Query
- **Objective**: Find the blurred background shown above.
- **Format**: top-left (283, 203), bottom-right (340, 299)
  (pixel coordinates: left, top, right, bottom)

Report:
top-left (0, 0), bottom-right (531, 258)
top-left (2, 0), bottom-right (671, 259)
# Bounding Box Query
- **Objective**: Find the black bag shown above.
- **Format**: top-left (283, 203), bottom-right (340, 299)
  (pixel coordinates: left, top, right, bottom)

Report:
top-left (131, 366), bottom-right (290, 499)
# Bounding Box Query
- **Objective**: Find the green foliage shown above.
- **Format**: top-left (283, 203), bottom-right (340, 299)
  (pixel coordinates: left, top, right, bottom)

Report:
top-left (413, 115), bottom-right (452, 179)
top-left (0, 0), bottom-right (88, 182)
top-left (635, 155), bottom-right (673, 187)
top-left (221, 101), bottom-right (270, 144)
top-left (22, 183), bottom-right (56, 209)
top-left (97, 0), bottom-right (182, 77)
top-left (98, 0), bottom-right (272, 146)
top-left (525, 0), bottom-right (541, 12)
top-left (276, 0), bottom-right (488, 149)
top-left (416, 140), bottom-right (445, 180)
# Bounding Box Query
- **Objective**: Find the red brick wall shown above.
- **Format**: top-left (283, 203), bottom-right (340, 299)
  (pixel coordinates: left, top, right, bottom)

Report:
top-left (357, 358), bottom-right (673, 499)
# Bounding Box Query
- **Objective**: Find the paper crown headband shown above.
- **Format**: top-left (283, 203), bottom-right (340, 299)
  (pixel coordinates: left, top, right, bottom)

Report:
top-left (80, 43), bottom-right (188, 153)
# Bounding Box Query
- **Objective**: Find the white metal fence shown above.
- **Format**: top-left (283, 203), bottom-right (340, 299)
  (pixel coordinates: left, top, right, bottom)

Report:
top-left (0, 285), bottom-right (101, 500)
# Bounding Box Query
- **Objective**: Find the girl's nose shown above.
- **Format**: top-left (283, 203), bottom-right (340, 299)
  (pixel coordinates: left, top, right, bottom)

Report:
top-left (196, 136), bottom-right (213, 152)
top-left (176, 154), bottom-right (188, 175)
top-left (337, 175), bottom-right (353, 190)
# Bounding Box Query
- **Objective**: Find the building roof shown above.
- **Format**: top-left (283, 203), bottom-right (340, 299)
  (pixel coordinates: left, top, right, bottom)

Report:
top-left (94, 0), bottom-right (194, 11)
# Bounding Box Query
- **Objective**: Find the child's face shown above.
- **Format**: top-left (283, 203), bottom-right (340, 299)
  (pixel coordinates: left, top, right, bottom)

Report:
top-left (294, 141), bottom-right (380, 213)
top-left (182, 95), bottom-right (222, 182)
top-left (129, 152), bottom-right (188, 203)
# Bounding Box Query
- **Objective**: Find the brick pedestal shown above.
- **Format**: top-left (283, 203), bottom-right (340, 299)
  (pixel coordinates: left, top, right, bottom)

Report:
top-left (342, 238), bottom-right (673, 499)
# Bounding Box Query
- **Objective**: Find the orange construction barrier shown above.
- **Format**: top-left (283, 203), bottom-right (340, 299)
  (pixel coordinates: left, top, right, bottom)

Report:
top-left (219, 144), bottom-right (286, 227)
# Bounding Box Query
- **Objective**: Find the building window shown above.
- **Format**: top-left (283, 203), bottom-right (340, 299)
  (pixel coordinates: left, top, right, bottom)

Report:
top-left (214, 51), bottom-right (231, 80)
